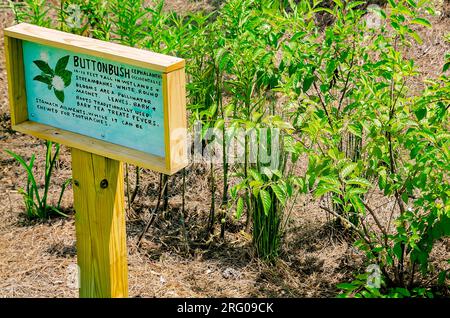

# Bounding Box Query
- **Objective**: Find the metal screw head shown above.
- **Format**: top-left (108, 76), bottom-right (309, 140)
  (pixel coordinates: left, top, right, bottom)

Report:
top-left (100, 179), bottom-right (108, 189)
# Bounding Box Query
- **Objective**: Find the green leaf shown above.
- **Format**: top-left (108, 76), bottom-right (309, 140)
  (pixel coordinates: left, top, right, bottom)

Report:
top-left (259, 189), bottom-right (272, 216)
top-left (406, 0), bottom-right (417, 8)
top-left (54, 89), bottom-right (65, 103)
top-left (349, 195), bottom-right (365, 213)
top-left (340, 163), bottom-right (357, 179)
top-left (326, 60), bottom-right (337, 77)
top-left (55, 55), bottom-right (70, 75)
top-left (347, 1), bottom-right (365, 10)
top-left (348, 123), bottom-right (362, 138)
top-left (235, 197), bottom-right (244, 219)
top-left (33, 75), bottom-right (52, 86)
top-left (313, 7), bottom-right (334, 15)
top-left (409, 30), bottom-right (423, 45)
top-left (411, 18), bottom-right (431, 28)
top-left (249, 169), bottom-right (263, 182)
top-left (4, 150), bottom-right (40, 204)
top-left (438, 271), bottom-right (447, 286)
top-left (319, 175), bottom-right (340, 187)
top-left (215, 48), bottom-right (231, 72)
top-left (443, 62), bottom-right (450, 73)
top-left (333, 0), bottom-right (344, 8)
top-left (261, 167), bottom-right (273, 180)
top-left (393, 242), bottom-right (403, 260)
top-left (337, 283), bottom-right (358, 291)
top-left (387, 0), bottom-right (397, 8)
top-left (303, 76), bottom-right (315, 93)
top-left (271, 184), bottom-right (286, 206)
top-left (414, 107), bottom-right (427, 121)
top-left (346, 177), bottom-right (372, 188)
top-left (315, 183), bottom-right (341, 197)
top-left (33, 60), bottom-right (53, 75)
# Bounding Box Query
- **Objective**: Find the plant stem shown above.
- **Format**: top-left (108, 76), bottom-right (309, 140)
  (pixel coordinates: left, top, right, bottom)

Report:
top-left (208, 161), bottom-right (216, 234)
top-left (180, 167), bottom-right (189, 253)
top-left (130, 166), bottom-right (140, 204)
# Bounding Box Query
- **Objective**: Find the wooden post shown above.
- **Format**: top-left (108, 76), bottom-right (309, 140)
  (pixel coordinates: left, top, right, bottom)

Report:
top-left (71, 148), bottom-right (128, 298)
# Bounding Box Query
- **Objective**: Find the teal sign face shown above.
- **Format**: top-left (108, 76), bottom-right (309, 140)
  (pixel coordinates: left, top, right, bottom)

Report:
top-left (22, 41), bottom-right (165, 157)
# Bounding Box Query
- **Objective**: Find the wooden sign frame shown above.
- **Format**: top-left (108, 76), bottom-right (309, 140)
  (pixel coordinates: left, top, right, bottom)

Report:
top-left (4, 23), bottom-right (188, 175)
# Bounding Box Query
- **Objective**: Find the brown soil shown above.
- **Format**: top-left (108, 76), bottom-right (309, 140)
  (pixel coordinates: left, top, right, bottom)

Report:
top-left (0, 1), bottom-right (448, 298)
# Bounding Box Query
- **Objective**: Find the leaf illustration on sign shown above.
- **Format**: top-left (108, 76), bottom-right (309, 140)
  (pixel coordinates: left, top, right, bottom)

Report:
top-left (33, 55), bottom-right (72, 103)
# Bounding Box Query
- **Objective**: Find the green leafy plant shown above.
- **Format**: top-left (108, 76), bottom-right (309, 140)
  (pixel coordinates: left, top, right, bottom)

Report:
top-left (33, 55), bottom-right (72, 103)
top-left (283, 0), bottom-right (449, 295)
top-left (9, 0), bottom-right (52, 27)
top-left (5, 142), bottom-right (71, 220)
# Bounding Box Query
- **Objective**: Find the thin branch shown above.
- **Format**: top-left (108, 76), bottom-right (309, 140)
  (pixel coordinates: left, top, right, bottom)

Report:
top-left (363, 201), bottom-right (389, 248)
top-left (337, 42), bottom-right (356, 114)
top-left (319, 205), bottom-right (368, 244)
top-left (313, 82), bottom-right (334, 129)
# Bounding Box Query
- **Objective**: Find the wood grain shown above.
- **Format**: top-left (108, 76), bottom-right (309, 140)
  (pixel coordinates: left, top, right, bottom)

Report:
top-left (4, 23), bottom-right (185, 73)
top-left (72, 148), bottom-right (128, 298)
top-left (4, 35), bottom-right (28, 125)
top-left (13, 121), bottom-right (175, 174)
top-left (164, 68), bottom-right (188, 172)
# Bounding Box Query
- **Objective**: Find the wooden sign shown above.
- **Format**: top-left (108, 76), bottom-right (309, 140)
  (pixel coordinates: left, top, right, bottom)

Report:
top-left (4, 23), bottom-right (188, 298)
top-left (5, 23), bottom-right (188, 175)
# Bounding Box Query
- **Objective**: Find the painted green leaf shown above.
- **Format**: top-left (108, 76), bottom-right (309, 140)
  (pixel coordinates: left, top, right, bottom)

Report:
top-left (33, 60), bottom-right (53, 75)
top-left (235, 197), bottom-right (244, 219)
top-left (60, 70), bottom-right (73, 87)
top-left (259, 189), bottom-right (272, 216)
top-left (33, 75), bottom-right (52, 86)
top-left (55, 55), bottom-right (70, 75)
top-left (54, 89), bottom-right (65, 103)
